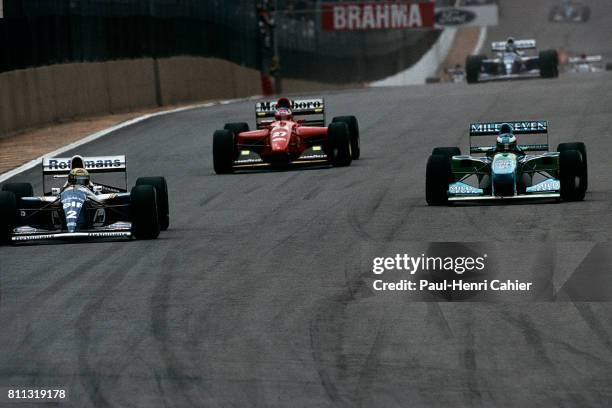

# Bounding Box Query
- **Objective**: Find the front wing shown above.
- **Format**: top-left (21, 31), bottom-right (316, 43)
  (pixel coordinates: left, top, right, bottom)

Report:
top-left (11, 223), bottom-right (132, 242)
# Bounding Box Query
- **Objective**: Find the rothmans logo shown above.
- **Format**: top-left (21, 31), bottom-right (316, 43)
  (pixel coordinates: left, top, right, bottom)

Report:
top-left (470, 121), bottom-right (548, 134)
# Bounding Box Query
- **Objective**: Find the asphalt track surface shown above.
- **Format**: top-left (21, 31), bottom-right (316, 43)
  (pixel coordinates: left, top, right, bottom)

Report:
top-left (2, 1), bottom-right (612, 407)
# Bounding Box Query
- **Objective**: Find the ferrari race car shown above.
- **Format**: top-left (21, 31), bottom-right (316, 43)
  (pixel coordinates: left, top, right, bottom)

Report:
top-left (0, 155), bottom-right (169, 244)
top-left (466, 38), bottom-right (559, 84)
top-left (212, 97), bottom-right (360, 173)
top-left (426, 121), bottom-right (588, 205)
top-left (549, 1), bottom-right (590, 22)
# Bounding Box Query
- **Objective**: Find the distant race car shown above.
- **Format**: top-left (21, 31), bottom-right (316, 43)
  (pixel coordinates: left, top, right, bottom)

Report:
top-left (212, 97), bottom-right (360, 173)
top-left (0, 155), bottom-right (169, 244)
top-left (549, 1), bottom-right (590, 22)
top-left (565, 54), bottom-right (606, 73)
top-left (466, 38), bottom-right (559, 84)
top-left (426, 121), bottom-right (588, 205)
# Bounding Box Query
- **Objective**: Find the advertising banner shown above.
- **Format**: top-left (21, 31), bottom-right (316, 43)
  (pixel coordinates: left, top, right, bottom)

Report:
top-left (321, 2), bottom-right (435, 31)
top-left (434, 4), bottom-right (499, 27)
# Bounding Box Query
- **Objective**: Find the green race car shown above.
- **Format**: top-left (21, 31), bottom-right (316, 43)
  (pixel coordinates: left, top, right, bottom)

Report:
top-left (426, 121), bottom-right (587, 205)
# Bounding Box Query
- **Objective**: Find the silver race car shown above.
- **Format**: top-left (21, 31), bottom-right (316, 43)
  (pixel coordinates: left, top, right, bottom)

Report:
top-left (550, 0), bottom-right (590, 22)
top-left (426, 121), bottom-right (588, 205)
top-left (0, 155), bottom-right (169, 244)
top-left (466, 38), bottom-right (559, 83)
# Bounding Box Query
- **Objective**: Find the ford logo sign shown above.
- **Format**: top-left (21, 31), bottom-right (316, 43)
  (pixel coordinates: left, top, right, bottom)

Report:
top-left (435, 8), bottom-right (477, 26)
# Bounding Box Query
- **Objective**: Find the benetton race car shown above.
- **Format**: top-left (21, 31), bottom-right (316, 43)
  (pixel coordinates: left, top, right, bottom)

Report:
top-left (549, 0), bottom-right (590, 22)
top-left (0, 155), bottom-right (169, 244)
top-left (426, 121), bottom-right (588, 205)
top-left (212, 97), bottom-right (360, 173)
top-left (466, 38), bottom-right (559, 83)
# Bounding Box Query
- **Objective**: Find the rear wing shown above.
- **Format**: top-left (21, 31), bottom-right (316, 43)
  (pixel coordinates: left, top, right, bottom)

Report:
top-left (42, 155), bottom-right (127, 194)
top-left (255, 98), bottom-right (325, 129)
top-left (491, 39), bottom-right (536, 52)
top-left (469, 121), bottom-right (549, 154)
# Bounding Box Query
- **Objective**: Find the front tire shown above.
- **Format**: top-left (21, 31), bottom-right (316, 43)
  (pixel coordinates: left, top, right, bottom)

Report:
top-left (332, 116), bottom-right (360, 160)
top-left (540, 50), bottom-right (559, 78)
top-left (0, 191), bottom-right (17, 245)
top-left (559, 149), bottom-right (586, 201)
top-left (130, 185), bottom-right (160, 240)
top-left (558, 142), bottom-right (587, 191)
top-left (426, 154), bottom-right (452, 206)
top-left (136, 177), bottom-right (169, 231)
top-left (327, 122), bottom-right (352, 167)
top-left (213, 129), bottom-right (236, 174)
top-left (466, 55), bottom-right (485, 84)
top-left (224, 122), bottom-right (249, 136)
top-left (432, 147), bottom-right (461, 160)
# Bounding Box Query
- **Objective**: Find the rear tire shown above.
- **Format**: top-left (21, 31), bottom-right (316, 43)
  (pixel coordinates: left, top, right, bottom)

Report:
top-left (332, 116), bottom-right (360, 160)
top-left (327, 122), bottom-right (352, 167)
top-left (213, 129), bottom-right (236, 174)
top-left (426, 154), bottom-right (452, 206)
top-left (559, 149), bottom-right (586, 201)
top-left (130, 185), bottom-right (160, 240)
top-left (136, 177), bottom-right (169, 231)
top-left (2, 182), bottom-right (33, 200)
top-left (558, 142), bottom-right (587, 191)
top-left (540, 50), bottom-right (559, 78)
top-left (0, 191), bottom-right (17, 245)
top-left (466, 55), bottom-right (485, 84)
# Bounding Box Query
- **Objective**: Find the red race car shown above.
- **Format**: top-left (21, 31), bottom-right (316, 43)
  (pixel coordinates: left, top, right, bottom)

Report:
top-left (212, 97), bottom-right (360, 173)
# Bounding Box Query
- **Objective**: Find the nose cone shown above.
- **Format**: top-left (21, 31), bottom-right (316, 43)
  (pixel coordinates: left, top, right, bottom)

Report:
top-left (61, 189), bottom-right (86, 232)
top-left (270, 127), bottom-right (291, 152)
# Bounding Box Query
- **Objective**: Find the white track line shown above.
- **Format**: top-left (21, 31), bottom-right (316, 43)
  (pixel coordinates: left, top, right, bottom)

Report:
top-left (0, 95), bottom-right (261, 183)
top-left (472, 27), bottom-right (488, 56)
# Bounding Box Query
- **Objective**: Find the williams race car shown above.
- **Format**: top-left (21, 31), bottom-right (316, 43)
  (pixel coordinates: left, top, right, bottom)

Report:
top-left (564, 54), bottom-right (607, 73)
top-left (426, 121), bottom-right (588, 205)
top-left (549, 0), bottom-right (590, 22)
top-left (212, 97), bottom-right (360, 173)
top-left (0, 155), bottom-right (169, 243)
top-left (466, 38), bottom-right (559, 83)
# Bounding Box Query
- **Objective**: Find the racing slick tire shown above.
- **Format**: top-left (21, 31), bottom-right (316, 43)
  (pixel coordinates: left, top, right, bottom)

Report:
top-left (559, 149), bottom-right (586, 201)
top-left (426, 154), bottom-right (452, 206)
top-left (136, 177), bottom-right (169, 231)
top-left (2, 182), bottom-right (33, 200)
top-left (558, 142), bottom-right (588, 191)
top-left (432, 147), bottom-right (461, 160)
top-left (540, 50), bottom-right (559, 78)
top-left (327, 122), bottom-right (352, 167)
top-left (130, 185), bottom-right (160, 240)
top-left (224, 122), bottom-right (249, 137)
top-left (581, 6), bottom-right (590, 22)
top-left (466, 55), bottom-right (485, 84)
top-left (332, 116), bottom-right (360, 160)
top-left (548, 7), bottom-right (561, 22)
top-left (0, 191), bottom-right (17, 245)
top-left (213, 129), bottom-right (236, 174)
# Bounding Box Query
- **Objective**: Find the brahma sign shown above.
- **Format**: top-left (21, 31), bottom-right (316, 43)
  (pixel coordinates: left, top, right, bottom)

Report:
top-left (321, 2), bottom-right (435, 31)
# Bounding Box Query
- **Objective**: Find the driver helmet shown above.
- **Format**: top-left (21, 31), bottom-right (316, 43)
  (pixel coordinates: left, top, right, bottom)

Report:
top-left (275, 107), bottom-right (293, 121)
top-left (496, 124), bottom-right (517, 152)
top-left (505, 37), bottom-right (517, 52)
top-left (68, 168), bottom-right (90, 186)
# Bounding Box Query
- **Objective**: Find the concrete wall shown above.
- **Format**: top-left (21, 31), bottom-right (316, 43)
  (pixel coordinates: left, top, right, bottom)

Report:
top-left (0, 57), bottom-right (359, 137)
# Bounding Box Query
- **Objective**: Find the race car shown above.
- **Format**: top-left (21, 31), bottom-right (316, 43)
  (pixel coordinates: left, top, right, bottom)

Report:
top-left (549, 0), bottom-right (590, 22)
top-left (466, 38), bottom-right (559, 84)
top-left (565, 54), bottom-right (606, 73)
top-left (212, 97), bottom-right (360, 173)
top-left (426, 121), bottom-right (588, 205)
top-left (0, 155), bottom-right (169, 244)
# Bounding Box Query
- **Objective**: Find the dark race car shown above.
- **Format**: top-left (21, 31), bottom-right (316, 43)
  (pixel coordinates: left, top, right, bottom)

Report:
top-left (426, 121), bottom-right (588, 205)
top-left (0, 155), bottom-right (169, 244)
top-left (212, 97), bottom-right (360, 173)
top-left (466, 38), bottom-right (559, 83)
top-left (549, 1), bottom-right (590, 22)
